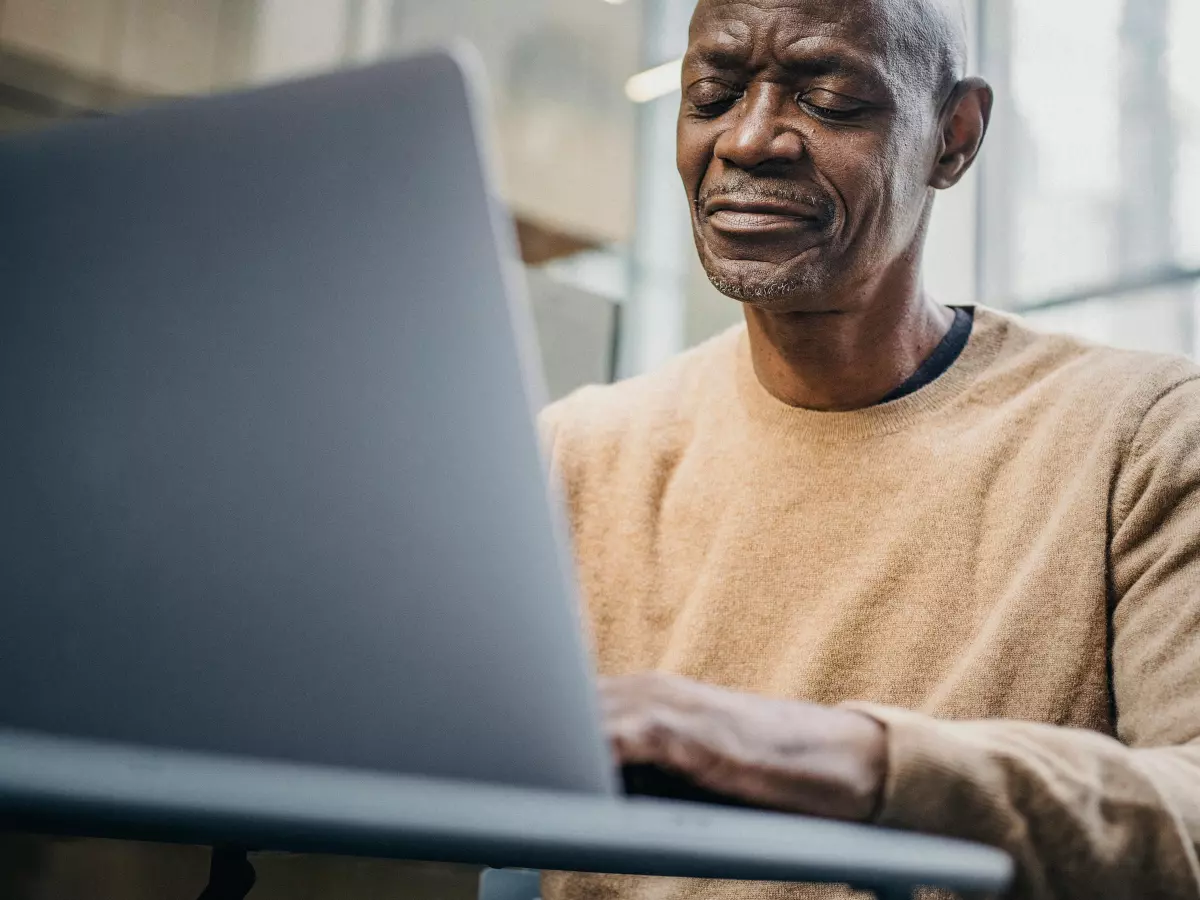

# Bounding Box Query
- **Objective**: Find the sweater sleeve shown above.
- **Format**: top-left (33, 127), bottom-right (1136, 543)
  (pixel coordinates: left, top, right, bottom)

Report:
top-left (846, 376), bottom-right (1200, 900)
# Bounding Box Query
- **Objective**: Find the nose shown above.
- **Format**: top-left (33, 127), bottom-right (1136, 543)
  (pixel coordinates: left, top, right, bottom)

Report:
top-left (714, 83), bottom-right (804, 170)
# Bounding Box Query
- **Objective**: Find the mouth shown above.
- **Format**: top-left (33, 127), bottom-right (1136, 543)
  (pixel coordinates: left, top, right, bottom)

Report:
top-left (703, 197), bottom-right (827, 235)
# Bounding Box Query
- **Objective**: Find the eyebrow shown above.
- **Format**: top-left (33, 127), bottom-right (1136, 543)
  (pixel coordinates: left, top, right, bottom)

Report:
top-left (684, 44), bottom-right (752, 72)
top-left (781, 53), bottom-right (869, 79)
top-left (685, 42), bottom-right (889, 96)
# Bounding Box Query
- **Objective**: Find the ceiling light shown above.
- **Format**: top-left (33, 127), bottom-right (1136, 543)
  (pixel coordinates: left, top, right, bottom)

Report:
top-left (624, 57), bottom-right (682, 103)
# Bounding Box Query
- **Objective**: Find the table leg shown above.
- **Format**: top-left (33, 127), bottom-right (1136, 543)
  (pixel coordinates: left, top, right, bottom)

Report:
top-left (196, 846), bottom-right (256, 900)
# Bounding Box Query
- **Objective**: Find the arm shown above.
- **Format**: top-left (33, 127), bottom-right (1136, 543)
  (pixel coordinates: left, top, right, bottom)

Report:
top-left (605, 378), bottom-right (1200, 899)
top-left (844, 710), bottom-right (1200, 898)
top-left (846, 378), bottom-right (1200, 898)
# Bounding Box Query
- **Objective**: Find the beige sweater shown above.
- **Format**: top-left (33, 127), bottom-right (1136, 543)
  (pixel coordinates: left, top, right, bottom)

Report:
top-left (539, 307), bottom-right (1200, 900)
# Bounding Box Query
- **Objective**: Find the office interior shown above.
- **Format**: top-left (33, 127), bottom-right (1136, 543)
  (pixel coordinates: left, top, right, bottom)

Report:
top-left (1, 0), bottom-right (1196, 897)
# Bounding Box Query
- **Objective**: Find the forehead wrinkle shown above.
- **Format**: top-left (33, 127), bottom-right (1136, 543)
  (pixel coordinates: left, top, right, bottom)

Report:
top-left (779, 34), bottom-right (886, 72)
top-left (707, 27), bottom-right (751, 57)
top-left (692, 4), bottom-right (873, 77)
top-left (690, 0), bottom-right (966, 100)
top-left (714, 17), bottom-right (752, 44)
top-left (688, 1), bottom-right (756, 43)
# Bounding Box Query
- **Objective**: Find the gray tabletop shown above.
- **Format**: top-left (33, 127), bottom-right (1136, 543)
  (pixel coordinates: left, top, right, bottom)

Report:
top-left (0, 729), bottom-right (1012, 896)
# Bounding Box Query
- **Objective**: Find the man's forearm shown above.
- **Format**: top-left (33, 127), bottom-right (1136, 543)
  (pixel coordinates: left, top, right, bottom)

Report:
top-left (846, 704), bottom-right (1200, 899)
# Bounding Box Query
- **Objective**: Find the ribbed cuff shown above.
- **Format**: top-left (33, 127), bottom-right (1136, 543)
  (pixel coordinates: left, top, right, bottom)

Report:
top-left (839, 702), bottom-right (988, 834)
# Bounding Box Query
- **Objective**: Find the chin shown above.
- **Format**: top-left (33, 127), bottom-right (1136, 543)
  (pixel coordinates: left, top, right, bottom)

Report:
top-left (702, 261), bottom-right (831, 312)
top-left (695, 237), bottom-right (838, 311)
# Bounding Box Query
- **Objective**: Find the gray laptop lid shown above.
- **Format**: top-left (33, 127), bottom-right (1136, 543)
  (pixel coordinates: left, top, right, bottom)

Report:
top-left (0, 50), bottom-right (615, 796)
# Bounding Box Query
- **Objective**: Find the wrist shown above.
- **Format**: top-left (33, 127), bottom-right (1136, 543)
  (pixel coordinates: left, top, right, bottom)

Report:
top-left (711, 702), bottom-right (888, 822)
top-left (835, 709), bottom-right (888, 821)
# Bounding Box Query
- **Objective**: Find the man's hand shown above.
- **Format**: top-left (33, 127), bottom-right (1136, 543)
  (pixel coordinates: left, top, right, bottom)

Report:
top-left (602, 672), bottom-right (888, 822)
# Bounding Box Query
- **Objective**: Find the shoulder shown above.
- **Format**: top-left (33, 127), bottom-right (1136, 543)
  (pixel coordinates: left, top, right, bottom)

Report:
top-left (972, 305), bottom-right (1200, 428)
top-left (538, 325), bottom-right (743, 476)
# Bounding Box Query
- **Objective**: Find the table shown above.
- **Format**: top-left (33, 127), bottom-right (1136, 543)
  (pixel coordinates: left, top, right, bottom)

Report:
top-left (0, 729), bottom-right (1012, 899)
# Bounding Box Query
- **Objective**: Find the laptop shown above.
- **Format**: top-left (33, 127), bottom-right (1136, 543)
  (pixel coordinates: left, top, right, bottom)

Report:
top-left (0, 49), bottom-right (1010, 894)
top-left (0, 46), bottom-right (614, 797)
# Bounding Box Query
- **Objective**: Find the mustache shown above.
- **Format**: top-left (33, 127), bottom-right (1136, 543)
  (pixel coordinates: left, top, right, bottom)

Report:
top-left (696, 180), bottom-right (837, 223)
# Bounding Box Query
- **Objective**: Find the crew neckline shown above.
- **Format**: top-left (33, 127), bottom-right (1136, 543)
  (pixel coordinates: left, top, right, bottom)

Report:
top-left (735, 305), bottom-right (1010, 442)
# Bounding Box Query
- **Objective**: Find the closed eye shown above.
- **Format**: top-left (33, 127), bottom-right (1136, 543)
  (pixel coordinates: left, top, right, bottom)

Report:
top-left (693, 96), bottom-right (741, 118)
top-left (686, 80), bottom-right (744, 119)
top-left (797, 89), bottom-right (871, 122)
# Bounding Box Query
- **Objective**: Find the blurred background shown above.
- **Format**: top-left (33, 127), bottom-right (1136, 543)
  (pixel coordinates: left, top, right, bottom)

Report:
top-left (1, 0), bottom-right (1198, 896)
top-left (4, 0), bottom-right (1199, 403)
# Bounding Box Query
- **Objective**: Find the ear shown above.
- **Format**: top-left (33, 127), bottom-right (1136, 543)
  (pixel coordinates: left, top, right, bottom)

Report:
top-left (930, 77), bottom-right (993, 190)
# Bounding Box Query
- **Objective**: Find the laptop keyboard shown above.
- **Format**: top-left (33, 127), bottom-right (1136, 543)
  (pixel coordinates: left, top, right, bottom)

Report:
top-left (620, 764), bottom-right (754, 808)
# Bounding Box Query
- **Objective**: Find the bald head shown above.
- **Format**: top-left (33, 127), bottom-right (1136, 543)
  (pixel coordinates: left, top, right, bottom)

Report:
top-left (898, 0), bottom-right (969, 101)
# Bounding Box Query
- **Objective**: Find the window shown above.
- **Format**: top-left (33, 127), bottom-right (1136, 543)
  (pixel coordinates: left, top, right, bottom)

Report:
top-left (980, 0), bottom-right (1200, 355)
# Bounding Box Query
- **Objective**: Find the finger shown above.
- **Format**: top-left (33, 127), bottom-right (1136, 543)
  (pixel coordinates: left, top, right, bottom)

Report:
top-left (606, 706), bottom-right (675, 764)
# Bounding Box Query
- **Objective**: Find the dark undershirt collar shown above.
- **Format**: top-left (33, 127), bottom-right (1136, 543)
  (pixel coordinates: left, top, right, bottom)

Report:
top-left (878, 307), bottom-right (975, 405)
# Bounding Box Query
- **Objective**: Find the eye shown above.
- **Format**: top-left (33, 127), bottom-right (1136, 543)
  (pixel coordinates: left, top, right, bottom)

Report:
top-left (797, 88), bottom-right (869, 122)
top-left (687, 80), bottom-right (744, 118)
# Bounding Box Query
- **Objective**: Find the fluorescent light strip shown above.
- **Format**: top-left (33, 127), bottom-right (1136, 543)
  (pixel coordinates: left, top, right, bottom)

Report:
top-left (624, 57), bottom-right (683, 104)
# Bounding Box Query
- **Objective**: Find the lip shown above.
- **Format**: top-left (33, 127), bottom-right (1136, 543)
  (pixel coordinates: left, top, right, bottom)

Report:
top-left (703, 197), bottom-right (824, 234)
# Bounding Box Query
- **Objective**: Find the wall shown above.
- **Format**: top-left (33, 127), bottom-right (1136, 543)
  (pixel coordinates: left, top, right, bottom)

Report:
top-left (921, 0), bottom-right (982, 308)
top-left (251, 0), bottom-right (639, 245)
top-left (0, 0), bottom-right (639, 246)
top-left (0, 0), bottom-right (252, 93)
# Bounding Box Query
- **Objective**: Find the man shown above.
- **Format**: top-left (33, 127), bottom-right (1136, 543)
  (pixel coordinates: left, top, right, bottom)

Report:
top-left (540, 0), bottom-right (1200, 898)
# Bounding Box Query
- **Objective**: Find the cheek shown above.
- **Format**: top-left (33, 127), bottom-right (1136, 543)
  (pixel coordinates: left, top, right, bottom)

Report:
top-left (676, 121), bottom-right (718, 200)
top-left (879, 114), bottom-right (939, 203)
top-left (808, 131), bottom-right (890, 221)
top-left (810, 126), bottom-right (927, 238)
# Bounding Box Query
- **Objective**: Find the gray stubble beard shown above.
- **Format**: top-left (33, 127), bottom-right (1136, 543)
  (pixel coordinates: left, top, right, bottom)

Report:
top-left (704, 268), bottom-right (811, 302)
top-left (699, 246), bottom-right (826, 304)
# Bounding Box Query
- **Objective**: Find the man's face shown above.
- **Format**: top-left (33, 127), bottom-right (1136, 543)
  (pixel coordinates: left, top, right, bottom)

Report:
top-left (678, 0), bottom-right (950, 312)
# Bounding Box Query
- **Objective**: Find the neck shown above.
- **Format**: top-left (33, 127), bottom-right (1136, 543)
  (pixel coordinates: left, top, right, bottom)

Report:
top-left (744, 278), bottom-right (954, 413)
